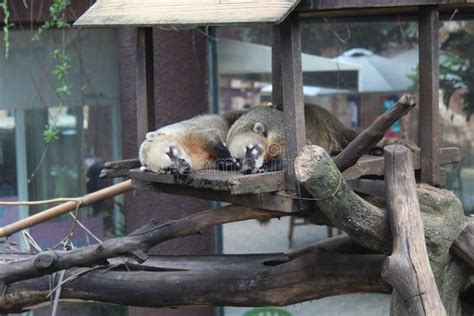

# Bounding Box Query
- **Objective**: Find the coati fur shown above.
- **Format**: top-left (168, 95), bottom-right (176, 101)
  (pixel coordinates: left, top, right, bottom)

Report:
top-left (139, 112), bottom-right (245, 174)
top-left (227, 104), bottom-right (359, 174)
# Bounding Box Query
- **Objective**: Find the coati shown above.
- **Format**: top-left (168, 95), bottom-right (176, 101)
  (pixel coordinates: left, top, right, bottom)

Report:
top-left (139, 111), bottom-right (246, 174)
top-left (227, 104), bottom-right (359, 174)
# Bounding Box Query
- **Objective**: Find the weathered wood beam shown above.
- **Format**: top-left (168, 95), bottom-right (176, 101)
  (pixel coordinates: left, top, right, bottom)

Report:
top-left (0, 206), bottom-right (294, 285)
top-left (450, 222), bottom-right (474, 270)
top-left (382, 145), bottom-right (446, 315)
top-left (418, 6), bottom-right (441, 185)
top-left (136, 27), bottom-right (156, 146)
top-left (335, 94), bottom-right (416, 172)
top-left (0, 240), bottom-right (389, 313)
top-left (342, 147), bottom-right (459, 181)
top-left (279, 12), bottom-right (306, 195)
top-left (272, 26), bottom-right (283, 107)
top-left (100, 158), bottom-right (141, 178)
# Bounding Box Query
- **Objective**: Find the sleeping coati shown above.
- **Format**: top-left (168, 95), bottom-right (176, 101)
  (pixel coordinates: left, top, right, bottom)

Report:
top-left (226, 104), bottom-right (418, 174)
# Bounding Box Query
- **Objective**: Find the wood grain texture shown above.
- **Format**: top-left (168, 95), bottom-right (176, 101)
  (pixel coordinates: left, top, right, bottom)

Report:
top-left (418, 6), bottom-right (441, 185)
top-left (279, 13), bottom-right (306, 196)
top-left (129, 169), bottom-right (286, 195)
top-left (100, 158), bottom-right (141, 178)
top-left (450, 222), bottom-right (474, 269)
top-left (0, 206), bottom-right (293, 286)
top-left (342, 147), bottom-right (460, 181)
top-left (136, 28), bottom-right (156, 146)
top-left (335, 94), bottom-right (416, 172)
top-left (382, 145), bottom-right (446, 315)
top-left (297, 0), bottom-right (474, 11)
top-left (74, 0), bottom-right (301, 27)
top-left (295, 145), bottom-right (391, 253)
top-left (0, 238), bottom-right (390, 313)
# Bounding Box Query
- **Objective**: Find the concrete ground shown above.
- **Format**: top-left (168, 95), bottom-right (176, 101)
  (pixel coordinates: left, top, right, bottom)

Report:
top-left (222, 217), bottom-right (391, 316)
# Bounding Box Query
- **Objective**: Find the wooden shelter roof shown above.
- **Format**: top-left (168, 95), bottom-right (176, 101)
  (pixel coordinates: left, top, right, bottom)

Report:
top-left (74, 0), bottom-right (474, 27)
top-left (74, 0), bottom-right (301, 27)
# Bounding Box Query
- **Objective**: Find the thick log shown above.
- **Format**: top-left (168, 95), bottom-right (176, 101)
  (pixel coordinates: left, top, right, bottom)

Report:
top-left (0, 206), bottom-right (293, 285)
top-left (334, 94), bottom-right (416, 172)
top-left (0, 238), bottom-right (389, 313)
top-left (382, 145), bottom-right (446, 315)
top-left (450, 222), bottom-right (474, 270)
top-left (295, 145), bottom-right (391, 253)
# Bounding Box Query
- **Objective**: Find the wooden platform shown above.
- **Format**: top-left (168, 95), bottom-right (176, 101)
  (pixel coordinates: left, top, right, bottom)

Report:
top-left (128, 147), bottom-right (460, 212)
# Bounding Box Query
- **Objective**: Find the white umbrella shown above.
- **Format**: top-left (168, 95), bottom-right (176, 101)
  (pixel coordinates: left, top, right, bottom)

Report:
top-left (218, 39), bottom-right (360, 90)
top-left (333, 48), bottom-right (413, 93)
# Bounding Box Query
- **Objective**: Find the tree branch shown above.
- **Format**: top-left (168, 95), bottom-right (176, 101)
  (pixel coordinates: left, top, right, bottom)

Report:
top-left (335, 94), bottom-right (417, 172)
top-left (0, 206), bottom-right (294, 285)
top-left (0, 237), bottom-right (389, 313)
top-left (295, 145), bottom-right (391, 253)
top-left (381, 145), bottom-right (446, 315)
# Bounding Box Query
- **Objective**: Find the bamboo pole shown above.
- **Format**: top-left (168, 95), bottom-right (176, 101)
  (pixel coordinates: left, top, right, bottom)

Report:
top-left (0, 180), bottom-right (133, 237)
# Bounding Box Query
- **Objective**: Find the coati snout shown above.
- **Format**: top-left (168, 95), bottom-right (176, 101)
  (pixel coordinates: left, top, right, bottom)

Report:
top-left (226, 104), bottom-right (359, 174)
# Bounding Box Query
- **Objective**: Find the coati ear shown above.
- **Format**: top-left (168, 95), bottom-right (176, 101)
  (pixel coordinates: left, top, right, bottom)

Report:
top-left (253, 122), bottom-right (266, 136)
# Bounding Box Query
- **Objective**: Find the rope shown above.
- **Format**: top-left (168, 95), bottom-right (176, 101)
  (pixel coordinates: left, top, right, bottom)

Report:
top-left (277, 172), bottom-right (343, 201)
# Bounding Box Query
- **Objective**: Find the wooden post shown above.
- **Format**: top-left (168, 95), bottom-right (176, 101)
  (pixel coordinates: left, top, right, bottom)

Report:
top-left (136, 27), bottom-right (156, 145)
top-left (382, 145), bottom-right (446, 315)
top-left (418, 6), bottom-right (441, 185)
top-left (279, 13), bottom-right (306, 194)
top-left (272, 26), bottom-right (283, 106)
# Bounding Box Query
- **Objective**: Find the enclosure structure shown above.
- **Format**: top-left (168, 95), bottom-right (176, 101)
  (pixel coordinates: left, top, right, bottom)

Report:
top-left (75, 0), bottom-right (465, 209)
top-left (0, 0), bottom-right (471, 314)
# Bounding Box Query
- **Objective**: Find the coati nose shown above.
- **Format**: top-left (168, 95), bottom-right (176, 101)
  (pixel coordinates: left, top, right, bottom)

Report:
top-left (177, 159), bottom-right (191, 175)
top-left (241, 166), bottom-right (253, 175)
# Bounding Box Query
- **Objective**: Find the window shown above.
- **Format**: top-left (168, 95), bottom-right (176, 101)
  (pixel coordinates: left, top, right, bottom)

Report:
top-left (0, 28), bottom-right (124, 252)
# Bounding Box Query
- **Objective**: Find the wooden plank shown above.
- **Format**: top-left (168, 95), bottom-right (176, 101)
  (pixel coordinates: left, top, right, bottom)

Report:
top-left (272, 27), bottom-right (283, 106)
top-left (279, 13), bottom-right (306, 195)
top-left (297, 0), bottom-right (474, 11)
top-left (129, 169), bottom-right (286, 195)
top-left (418, 6), bottom-right (441, 185)
top-left (131, 178), bottom-right (306, 213)
top-left (74, 0), bottom-right (301, 27)
top-left (136, 27), bottom-right (156, 146)
top-left (100, 158), bottom-right (141, 178)
top-left (342, 147), bottom-right (460, 181)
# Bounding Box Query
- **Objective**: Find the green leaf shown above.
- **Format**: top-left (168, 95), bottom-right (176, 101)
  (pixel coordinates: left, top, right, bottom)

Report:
top-left (43, 126), bottom-right (60, 143)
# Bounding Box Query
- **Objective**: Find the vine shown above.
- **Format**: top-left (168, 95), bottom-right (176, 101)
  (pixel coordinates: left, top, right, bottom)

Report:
top-left (1, 0), bottom-right (13, 59)
top-left (34, 0), bottom-right (72, 143)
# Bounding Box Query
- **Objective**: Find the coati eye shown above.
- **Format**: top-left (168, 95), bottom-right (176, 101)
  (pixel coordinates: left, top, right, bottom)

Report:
top-left (232, 157), bottom-right (240, 167)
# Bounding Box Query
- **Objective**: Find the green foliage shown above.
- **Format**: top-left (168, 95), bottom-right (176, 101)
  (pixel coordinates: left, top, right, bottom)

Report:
top-left (33, 0), bottom-right (71, 41)
top-left (1, 0), bottom-right (14, 59)
top-left (43, 126), bottom-right (60, 143)
top-left (32, 0), bottom-right (72, 143)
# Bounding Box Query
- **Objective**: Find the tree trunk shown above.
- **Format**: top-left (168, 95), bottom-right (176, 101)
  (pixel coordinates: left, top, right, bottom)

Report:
top-left (295, 145), bottom-right (473, 316)
top-left (382, 145), bottom-right (446, 315)
top-left (0, 237), bottom-right (389, 313)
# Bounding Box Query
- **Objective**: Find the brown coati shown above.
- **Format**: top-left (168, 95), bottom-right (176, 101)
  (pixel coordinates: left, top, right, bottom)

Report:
top-left (139, 111), bottom-right (247, 174)
top-left (226, 104), bottom-right (418, 174)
